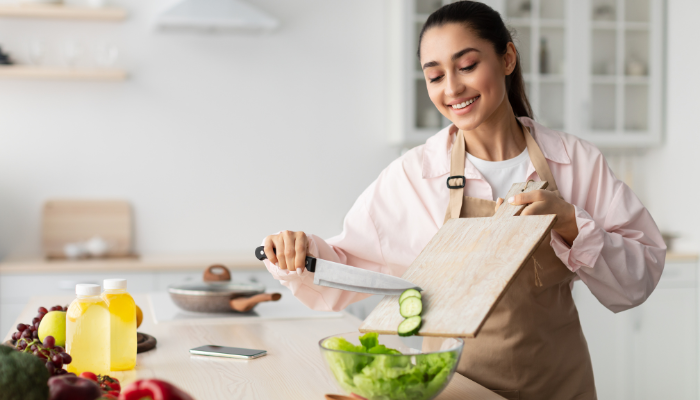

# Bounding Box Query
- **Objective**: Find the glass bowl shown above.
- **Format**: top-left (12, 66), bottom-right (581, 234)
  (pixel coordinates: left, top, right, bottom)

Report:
top-left (319, 332), bottom-right (463, 400)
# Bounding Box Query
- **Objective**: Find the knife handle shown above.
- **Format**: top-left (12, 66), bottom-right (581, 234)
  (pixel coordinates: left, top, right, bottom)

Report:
top-left (254, 246), bottom-right (317, 273)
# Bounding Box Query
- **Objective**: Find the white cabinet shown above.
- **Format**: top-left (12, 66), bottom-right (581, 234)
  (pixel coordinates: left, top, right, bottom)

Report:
top-left (573, 260), bottom-right (698, 399)
top-left (629, 286), bottom-right (697, 399)
top-left (572, 0), bottom-right (665, 147)
top-left (387, 0), bottom-right (665, 147)
top-left (386, 0), bottom-right (453, 145)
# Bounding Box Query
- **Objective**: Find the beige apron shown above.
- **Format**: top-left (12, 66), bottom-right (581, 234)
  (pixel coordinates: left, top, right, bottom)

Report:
top-left (423, 124), bottom-right (597, 400)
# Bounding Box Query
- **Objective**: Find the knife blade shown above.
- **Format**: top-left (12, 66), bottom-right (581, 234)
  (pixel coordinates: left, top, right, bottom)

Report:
top-left (254, 246), bottom-right (421, 295)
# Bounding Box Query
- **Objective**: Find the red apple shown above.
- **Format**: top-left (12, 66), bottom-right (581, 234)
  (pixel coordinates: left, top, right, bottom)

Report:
top-left (48, 376), bottom-right (102, 400)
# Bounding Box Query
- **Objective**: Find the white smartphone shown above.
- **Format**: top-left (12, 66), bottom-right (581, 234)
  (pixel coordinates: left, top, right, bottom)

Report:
top-left (189, 345), bottom-right (267, 360)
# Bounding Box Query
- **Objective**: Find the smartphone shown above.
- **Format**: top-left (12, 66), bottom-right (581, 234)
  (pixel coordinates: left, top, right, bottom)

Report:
top-left (189, 345), bottom-right (267, 359)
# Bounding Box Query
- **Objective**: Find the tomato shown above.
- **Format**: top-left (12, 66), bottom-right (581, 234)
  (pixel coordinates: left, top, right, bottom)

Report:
top-left (79, 372), bottom-right (98, 382)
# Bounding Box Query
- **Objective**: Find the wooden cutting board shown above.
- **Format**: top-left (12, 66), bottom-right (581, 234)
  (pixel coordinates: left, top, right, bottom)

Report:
top-left (359, 181), bottom-right (556, 338)
top-left (42, 199), bottom-right (133, 259)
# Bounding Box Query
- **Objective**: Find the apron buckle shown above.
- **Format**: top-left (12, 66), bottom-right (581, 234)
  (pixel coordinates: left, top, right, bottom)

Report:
top-left (447, 175), bottom-right (466, 189)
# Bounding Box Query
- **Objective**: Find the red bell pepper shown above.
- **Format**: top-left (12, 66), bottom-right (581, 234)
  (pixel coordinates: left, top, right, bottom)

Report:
top-left (119, 379), bottom-right (194, 400)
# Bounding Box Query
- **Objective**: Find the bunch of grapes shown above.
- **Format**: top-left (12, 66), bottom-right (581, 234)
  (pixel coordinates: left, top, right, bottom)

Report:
top-left (11, 305), bottom-right (72, 376)
top-left (16, 335), bottom-right (73, 376)
top-left (11, 305), bottom-right (67, 342)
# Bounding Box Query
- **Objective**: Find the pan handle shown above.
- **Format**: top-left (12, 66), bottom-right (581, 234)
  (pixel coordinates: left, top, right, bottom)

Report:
top-left (203, 264), bottom-right (231, 282)
top-left (230, 292), bottom-right (282, 313)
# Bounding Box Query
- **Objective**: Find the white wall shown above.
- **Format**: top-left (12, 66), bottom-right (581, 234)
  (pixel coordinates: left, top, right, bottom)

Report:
top-left (0, 0), bottom-right (398, 257)
top-left (0, 0), bottom-right (697, 259)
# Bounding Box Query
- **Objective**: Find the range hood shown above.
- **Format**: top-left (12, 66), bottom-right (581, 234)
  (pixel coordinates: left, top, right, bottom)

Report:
top-left (157, 0), bottom-right (279, 33)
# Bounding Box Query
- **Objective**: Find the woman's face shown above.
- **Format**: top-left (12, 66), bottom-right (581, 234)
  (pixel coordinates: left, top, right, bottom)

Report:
top-left (419, 23), bottom-right (517, 131)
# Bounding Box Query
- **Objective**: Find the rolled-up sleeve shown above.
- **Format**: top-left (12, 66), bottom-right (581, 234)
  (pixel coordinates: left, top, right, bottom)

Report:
top-left (550, 153), bottom-right (666, 313)
top-left (263, 181), bottom-right (388, 312)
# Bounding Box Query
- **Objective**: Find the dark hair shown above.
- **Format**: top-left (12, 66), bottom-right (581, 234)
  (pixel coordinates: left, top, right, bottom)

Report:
top-left (417, 1), bottom-right (532, 119)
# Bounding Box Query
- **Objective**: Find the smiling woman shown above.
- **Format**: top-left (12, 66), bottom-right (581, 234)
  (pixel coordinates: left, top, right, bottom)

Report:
top-left (260, 2), bottom-right (665, 400)
top-left (418, 4), bottom-right (531, 131)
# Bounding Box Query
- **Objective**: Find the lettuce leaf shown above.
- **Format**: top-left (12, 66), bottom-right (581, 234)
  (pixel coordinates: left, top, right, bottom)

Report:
top-left (322, 335), bottom-right (457, 400)
top-left (359, 332), bottom-right (379, 350)
top-left (324, 336), bottom-right (367, 353)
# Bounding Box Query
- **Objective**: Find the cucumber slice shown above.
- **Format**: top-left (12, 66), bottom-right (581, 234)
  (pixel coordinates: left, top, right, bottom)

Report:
top-left (399, 296), bottom-right (422, 318)
top-left (398, 316), bottom-right (422, 337)
top-left (399, 288), bottom-right (421, 304)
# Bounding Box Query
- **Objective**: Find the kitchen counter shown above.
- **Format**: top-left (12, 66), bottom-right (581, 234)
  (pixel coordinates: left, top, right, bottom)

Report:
top-left (666, 252), bottom-right (700, 262)
top-left (1, 252), bottom-right (695, 275)
top-left (4, 294), bottom-right (504, 400)
top-left (0, 253), bottom-right (263, 274)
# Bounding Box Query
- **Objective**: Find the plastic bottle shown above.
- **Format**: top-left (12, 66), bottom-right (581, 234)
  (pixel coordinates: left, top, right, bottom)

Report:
top-left (102, 279), bottom-right (137, 371)
top-left (66, 284), bottom-right (110, 374)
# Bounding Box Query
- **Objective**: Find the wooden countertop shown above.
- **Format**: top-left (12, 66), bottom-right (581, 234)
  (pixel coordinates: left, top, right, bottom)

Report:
top-left (0, 253), bottom-right (264, 275)
top-left (4, 295), bottom-right (504, 400)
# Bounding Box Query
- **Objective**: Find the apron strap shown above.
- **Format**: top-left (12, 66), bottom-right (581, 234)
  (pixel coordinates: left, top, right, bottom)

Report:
top-left (521, 122), bottom-right (558, 192)
top-left (444, 120), bottom-right (559, 223)
top-left (447, 130), bottom-right (467, 221)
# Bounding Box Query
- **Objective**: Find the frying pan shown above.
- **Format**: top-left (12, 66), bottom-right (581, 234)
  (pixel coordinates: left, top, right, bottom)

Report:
top-left (168, 265), bottom-right (281, 313)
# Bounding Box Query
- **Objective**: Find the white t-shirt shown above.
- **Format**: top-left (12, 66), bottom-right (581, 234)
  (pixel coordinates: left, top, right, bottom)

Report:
top-left (466, 148), bottom-right (530, 201)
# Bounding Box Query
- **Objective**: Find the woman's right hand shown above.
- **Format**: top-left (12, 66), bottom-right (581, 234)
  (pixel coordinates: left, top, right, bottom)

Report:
top-left (263, 231), bottom-right (310, 272)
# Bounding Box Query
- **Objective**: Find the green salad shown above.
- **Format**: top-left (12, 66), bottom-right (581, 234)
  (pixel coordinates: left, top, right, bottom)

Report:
top-left (322, 332), bottom-right (457, 400)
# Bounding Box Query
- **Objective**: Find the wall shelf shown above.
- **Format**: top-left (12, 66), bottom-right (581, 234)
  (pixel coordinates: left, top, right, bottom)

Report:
top-left (0, 66), bottom-right (127, 81)
top-left (0, 4), bottom-right (126, 21)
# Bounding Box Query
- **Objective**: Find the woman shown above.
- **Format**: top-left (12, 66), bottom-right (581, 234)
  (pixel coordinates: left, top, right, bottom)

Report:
top-left (261, 2), bottom-right (665, 399)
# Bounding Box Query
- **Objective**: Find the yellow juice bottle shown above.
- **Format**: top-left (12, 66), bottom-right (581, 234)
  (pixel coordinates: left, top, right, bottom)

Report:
top-left (102, 279), bottom-right (137, 371)
top-left (66, 284), bottom-right (110, 375)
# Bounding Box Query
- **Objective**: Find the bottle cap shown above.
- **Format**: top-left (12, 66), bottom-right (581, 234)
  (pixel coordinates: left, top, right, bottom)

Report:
top-left (103, 279), bottom-right (127, 290)
top-left (75, 284), bottom-right (101, 296)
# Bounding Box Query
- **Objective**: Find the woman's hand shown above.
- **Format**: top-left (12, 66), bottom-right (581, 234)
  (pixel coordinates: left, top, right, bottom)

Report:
top-left (263, 230), bottom-right (310, 272)
top-left (495, 190), bottom-right (579, 245)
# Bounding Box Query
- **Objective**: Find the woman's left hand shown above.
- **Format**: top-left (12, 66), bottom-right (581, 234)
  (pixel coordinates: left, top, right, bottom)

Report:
top-left (495, 190), bottom-right (579, 245)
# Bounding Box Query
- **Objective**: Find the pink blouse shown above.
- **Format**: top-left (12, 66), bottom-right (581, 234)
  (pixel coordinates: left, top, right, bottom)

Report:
top-left (263, 117), bottom-right (666, 313)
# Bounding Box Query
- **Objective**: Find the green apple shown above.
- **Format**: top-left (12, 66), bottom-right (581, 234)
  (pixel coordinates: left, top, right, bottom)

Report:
top-left (38, 311), bottom-right (66, 347)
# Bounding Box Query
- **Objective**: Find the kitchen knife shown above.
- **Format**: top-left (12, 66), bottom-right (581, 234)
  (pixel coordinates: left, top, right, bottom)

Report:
top-left (254, 246), bottom-right (421, 296)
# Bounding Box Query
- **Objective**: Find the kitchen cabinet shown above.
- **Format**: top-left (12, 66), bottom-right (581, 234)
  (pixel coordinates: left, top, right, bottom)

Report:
top-left (385, 0), bottom-right (450, 145)
top-left (573, 255), bottom-right (698, 400)
top-left (388, 0), bottom-right (665, 148)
